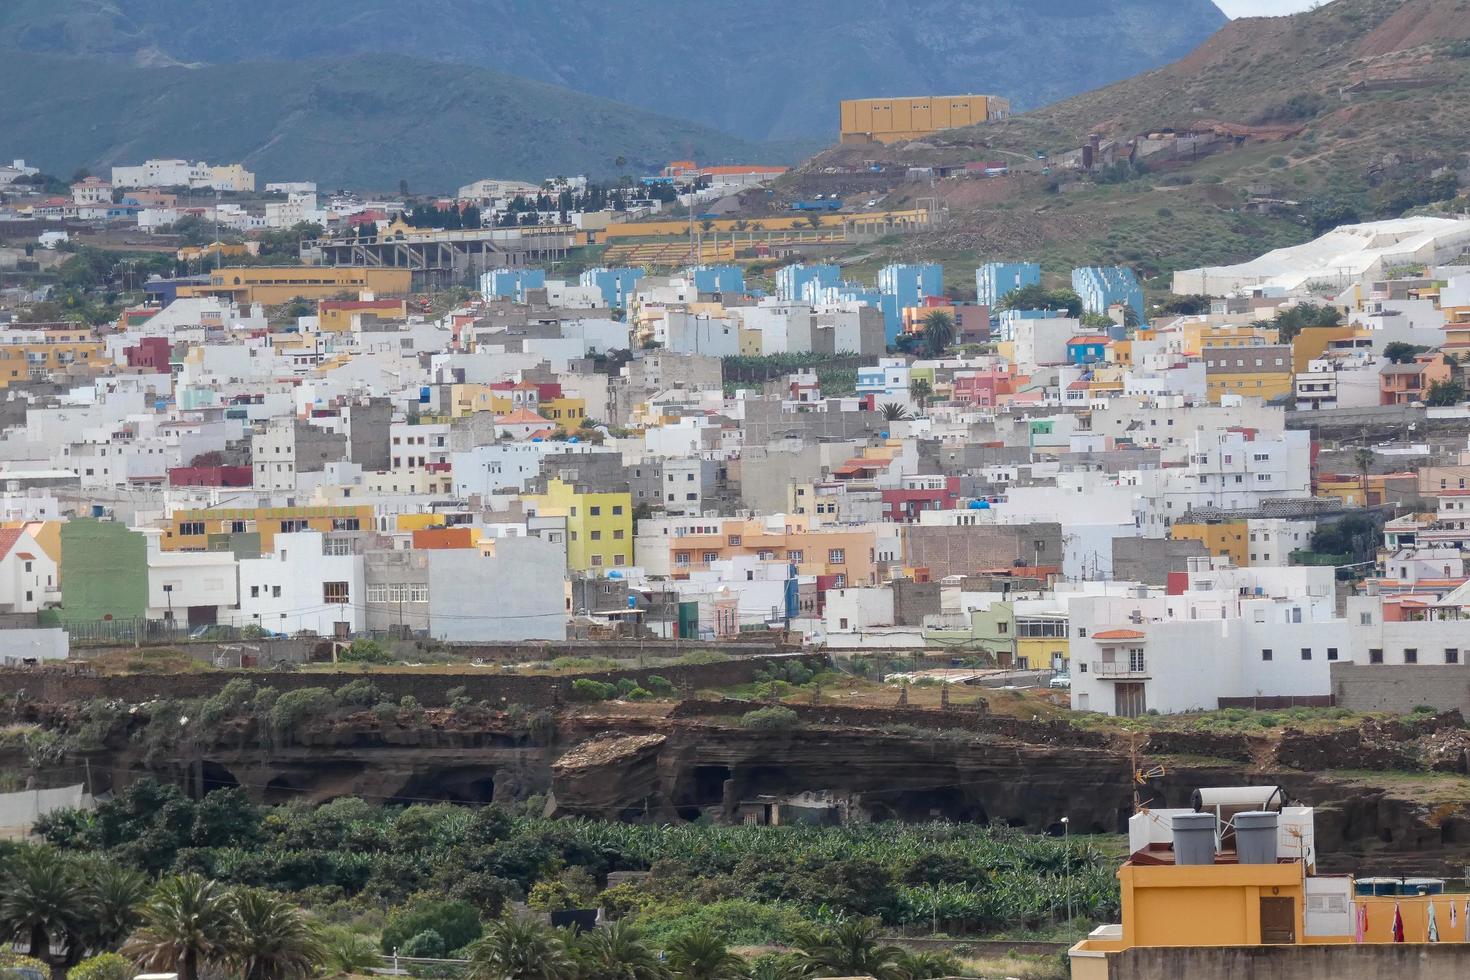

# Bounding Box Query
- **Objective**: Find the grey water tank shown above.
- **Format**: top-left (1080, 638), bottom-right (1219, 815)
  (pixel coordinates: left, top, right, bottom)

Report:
top-left (1236, 810), bottom-right (1279, 865)
top-left (1172, 812), bottom-right (1218, 865)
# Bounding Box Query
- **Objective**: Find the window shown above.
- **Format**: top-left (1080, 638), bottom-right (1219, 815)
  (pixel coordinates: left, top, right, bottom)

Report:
top-left (702, 551), bottom-right (718, 563)
top-left (1301, 648), bottom-right (1311, 661)
top-left (728, 535), bottom-right (742, 546)
top-left (272, 585), bottom-right (282, 598)
top-left (1359, 611), bottom-right (1373, 626)
top-left (179, 521), bottom-right (205, 536)
top-left (230, 520), bottom-right (248, 534)
top-left (367, 585), bottom-right (388, 603)
top-left (323, 537), bottom-right (354, 556)
top-left (590, 554), bottom-right (603, 567)
top-left (614, 554), bottom-right (626, 566)
top-left (590, 506), bottom-right (601, 516)
top-left (23, 561), bottom-right (31, 573)
top-left (1327, 647), bottom-right (1338, 661)
top-left (250, 585), bottom-right (260, 598)
top-left (1261, 648), bottom-right (1273, 661)
top-left (1129, 649), bottom-right (1145, 672)
top-left (788, 549), bottom-right (803, 563)
top-left (323, 582), bottom-right (349, 604)
top-left (590, 530), bottom-right (602, 541)
top-left (410, 584), bottom-right (429, 603)
top-left (828, 548), bottom-right (846, 563)
top-left (1369, 648), bottom-right (1383, 664)
top-left (280, 519), bottom-right (308, 532)
top-left (612, 505), bottom-right (623, 515)
top-left (1447, 648), bottom-right (1460, 664)
top-left (613, 529), bottom-right (625, 540)
top-left (332, 517), bottom-right (360, 530)
top-left (675, 552), bottom-right (691, 566)
top-left (1404, 648), bottom-right (1418, 664)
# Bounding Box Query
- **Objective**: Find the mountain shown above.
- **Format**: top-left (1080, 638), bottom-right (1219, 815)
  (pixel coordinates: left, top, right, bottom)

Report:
top-left (783, 0), bottom-right (1470, 291)
top-left (0, 0), bottom-right (1228, 143)
top-left (0, 52), bottom-right (781, 191)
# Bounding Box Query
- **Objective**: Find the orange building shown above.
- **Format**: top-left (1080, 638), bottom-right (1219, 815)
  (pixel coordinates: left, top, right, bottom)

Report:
top-left (663, 516), bottom-right (876, 586)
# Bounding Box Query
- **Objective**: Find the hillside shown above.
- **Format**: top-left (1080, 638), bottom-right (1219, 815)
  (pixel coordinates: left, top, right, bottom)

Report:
top-left (781, 0), bottom-right (1470, 294)
top-left (0, 52), bottom-right (778, 191)
top-left (0, 0), bottom-right (1227, 143)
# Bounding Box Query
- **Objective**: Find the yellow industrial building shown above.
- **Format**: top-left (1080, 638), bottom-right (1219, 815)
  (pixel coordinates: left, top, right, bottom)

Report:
top-left (164, 505), bottom-right (375, 554)
top-left (1070, 789), bottom-right (1470, 978)
top-left (839, 95), bottom-right (1010, 144)
top-left (177, 267), bottom-right (412, 305)
top-left (0, 327), bottom-right (106, 388)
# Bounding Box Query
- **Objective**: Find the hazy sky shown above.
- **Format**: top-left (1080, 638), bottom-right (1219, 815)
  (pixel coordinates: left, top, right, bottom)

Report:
top-left (1214, 0), bottom-right (1320, 15)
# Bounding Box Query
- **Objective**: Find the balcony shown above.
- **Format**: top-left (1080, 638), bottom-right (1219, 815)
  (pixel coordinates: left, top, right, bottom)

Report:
top-left (1091, 659), bottom-right (1150, 679)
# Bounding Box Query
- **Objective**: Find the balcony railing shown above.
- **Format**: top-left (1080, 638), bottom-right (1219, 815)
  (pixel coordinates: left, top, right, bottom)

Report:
top-left (1092, 660), bottom-right (1149, 678)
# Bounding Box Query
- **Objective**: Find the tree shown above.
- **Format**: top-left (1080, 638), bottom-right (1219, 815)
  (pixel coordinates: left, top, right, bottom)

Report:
top-left (122, 873), bottom-right (235, 980)
top-left (891, 949), bottom-right (961, 980)
top-left (1121, 304), bottom-right (1142, 329)
top-left (665, 931), bottom-right (744, 980)
top-left (919, 310), bottom-right (954, 358)
top-left (381, 899), bottom-right (482, 954)
top-left (996, 283), bottom-right (1084, 318)
top-left (1425, 379), bottom-right (1465, 407)
top-left (804, 214), bottom-right (823, 230)
top-left (1383, 342), bottom-right (1427, 364)
top-left (399, 179), bottom-right (410, 199)
top-left (796, 919), bottom-right (903, 980)
top-left (743, 954), bottom-right (812, 980)
top-left (465, 917), bottom-right (576, 980)
top-left (319, 927), bottom-right (381, 976)
top-left (1271, 302), bottom-right (1342, 343)
top-left (0, 848), bottom-right (91, 980)
top-left (1353, 447), bottom-right (1375, 505)
top-left (225, 889), bottom-right (324, 980)
top-left (82, 862), bottom-right (149, 952)
top-left (574, 920), bottom-right (668, 980)
top-left (908, 378), bottom-right (933, 412)
top-left (879, 402), bottom-right (910, 421)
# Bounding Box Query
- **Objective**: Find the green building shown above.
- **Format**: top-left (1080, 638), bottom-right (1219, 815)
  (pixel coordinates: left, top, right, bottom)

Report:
top-left (57, 519), bottom-right (148, 625)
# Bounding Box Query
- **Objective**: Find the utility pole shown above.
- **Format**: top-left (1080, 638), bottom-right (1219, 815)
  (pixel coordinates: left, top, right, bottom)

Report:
top-left (1062, 815), bottom-right (1073, 922)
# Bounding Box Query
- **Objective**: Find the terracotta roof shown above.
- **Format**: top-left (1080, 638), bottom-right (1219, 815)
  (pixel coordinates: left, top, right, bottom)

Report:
top-left (1067, 380), bottom-right (1090, 391)
top-left (0, 528), bottom-right (24, 562)
top-left (495, 407), bottom-right (550, 424)
top-left (1093, 628), bottom-right (1146, 640)
top-left (1067, 335), bottom-right (1109, 345)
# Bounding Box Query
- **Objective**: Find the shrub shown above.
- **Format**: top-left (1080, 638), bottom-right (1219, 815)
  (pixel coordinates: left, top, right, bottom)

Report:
top-left (570, 679), bottom-right (617, 702)
top-left (70, 953), bottom-right (133, 980)
top-left (336, 677), bottom-right (382, 707)
top-left (372, 702), bottom-right (399, 725)
top-left (623, 686), bottom-right (652, 701)
top-left (615, 677), bottom-right (638, 696)
top-left (381, 899), bottom-right (482, 955)
top-left (527, 867), bottom-right (598, 911)
top-left (398, 929), bottom-right (446, 958)
top-left (268, 687), bottom-right (338, 733)
top-left (740, 706), bottom-right (800, 731)
top-left (341, 639), bottom-right (393, 664)
top-left (644, 675), bottom-right (675, 696)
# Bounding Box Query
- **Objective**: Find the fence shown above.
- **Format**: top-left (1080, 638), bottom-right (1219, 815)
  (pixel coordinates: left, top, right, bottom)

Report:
top-left (1216, 695), bottom-right (1334, 709)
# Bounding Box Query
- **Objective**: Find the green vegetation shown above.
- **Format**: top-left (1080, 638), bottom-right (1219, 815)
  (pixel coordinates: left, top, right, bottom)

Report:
top-left (739, 707), bottom-right (800, 731)
top-left (1426, 379), bottom-right (1465, 407)
top-left (29, 780), bottom-right (1117, 955)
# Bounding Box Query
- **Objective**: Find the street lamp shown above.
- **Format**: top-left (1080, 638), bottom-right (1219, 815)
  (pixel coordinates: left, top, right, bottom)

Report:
top-left (1061, 816), bottom-right (1072, 922)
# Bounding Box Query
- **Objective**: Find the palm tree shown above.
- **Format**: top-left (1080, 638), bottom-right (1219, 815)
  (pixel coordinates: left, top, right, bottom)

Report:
top-left (664, 930), bottom-right (744, 980)
top-left (797, 920), bottom-right (903, 980)
top-left (744, 953), bottom-right (811, 980)
top-left (466, 917), bottom-right (576, 980)
top-left (1121, 304), bottom-right (1142, 330)
top-left (575, 920), bottom-right (668, 980)
top-left (1353, 447), bottom-right (1375, 506)
top-left (122, 873), bottom-right (235, 980)
top-left (879, 402), bottom-right (910, 422)
top-left (226, 889), bottom-right (325, 980)
top-left (0, 848), bottom-right (91, 980)
top-left (319, 926), bottom-right (381, 977)
top-left (919, 310), bottom-right (955, 358)
top-left (83, 862), bottom-right (149, 952)
top-left (907, 377), bottom-right (933, 413)
top-left (891, 949), bottom-right (961, 980)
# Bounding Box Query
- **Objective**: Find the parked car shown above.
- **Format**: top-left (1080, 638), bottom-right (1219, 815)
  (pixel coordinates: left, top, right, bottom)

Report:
top-left (1049, 674), bottom-right (1071, 689)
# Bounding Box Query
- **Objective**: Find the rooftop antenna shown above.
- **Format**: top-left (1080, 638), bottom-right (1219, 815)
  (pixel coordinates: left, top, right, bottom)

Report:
top-left (1131, 732), bottom-right (1167, 814)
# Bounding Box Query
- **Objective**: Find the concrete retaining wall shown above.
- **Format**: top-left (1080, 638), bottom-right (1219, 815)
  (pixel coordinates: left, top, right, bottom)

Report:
top-left (1332, 663), bottom-right (1470, 714)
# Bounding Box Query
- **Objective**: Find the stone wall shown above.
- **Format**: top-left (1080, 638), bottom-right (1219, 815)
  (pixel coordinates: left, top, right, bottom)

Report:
top-left (900, 523), bottom-right (1064, 579)
top-left (0, 654), bottom-right (824, 708)
top-left (1332, 663), bottom-right (1470, 714)
top-left (1102, 942), bottom-right (1470, 980)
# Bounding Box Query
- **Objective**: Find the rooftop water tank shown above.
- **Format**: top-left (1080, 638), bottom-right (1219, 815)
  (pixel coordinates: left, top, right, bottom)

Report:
top-left (1171, 812), bottom-right (1217, 866)
top-left (1235, 810), bottom-right (1279, 865)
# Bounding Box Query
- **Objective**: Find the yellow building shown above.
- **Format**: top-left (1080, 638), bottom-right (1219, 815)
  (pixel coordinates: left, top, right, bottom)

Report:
top-left (164, 505), bottom-right (374, 553)
top-left (448, 385), bottom-right (585, 427)
top-left (1070, 801), bottom-right (1470, 979)
top-left (1015, 613), bottom-right (1070, 671)
top-left (839, 95), bottom-right (1010, 144)
top-left (526, 479), bottom-right (632, 572)
top-left (176, 241), bottom-right (258, 263)
top-left (0, 327), bottom-right (105, 388)
top-left (177, 267), bottom-right (412, 305)
top-left (1171, 521), bottom-right (1248, 567)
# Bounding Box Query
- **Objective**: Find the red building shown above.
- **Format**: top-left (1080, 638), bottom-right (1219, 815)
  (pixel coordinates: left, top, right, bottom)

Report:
top-left (881, 477), bottom-right (962, 523)
top-left (168, 465), bottom-right (253, 488)
top-left (124, 336), bottom-right (171, 374)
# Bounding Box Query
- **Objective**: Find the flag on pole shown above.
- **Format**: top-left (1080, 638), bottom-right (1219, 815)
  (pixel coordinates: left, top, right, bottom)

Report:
top-left (1428, 900), bottom-right (1439, 942)
top-left (1355, 901), bottom-right (1367, 943)
top-left (1392, 902), bottom-right (1405, 943)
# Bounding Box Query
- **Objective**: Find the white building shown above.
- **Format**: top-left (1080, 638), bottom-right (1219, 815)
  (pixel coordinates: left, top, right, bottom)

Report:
top-left (238, 531), bottom-right (365, 636)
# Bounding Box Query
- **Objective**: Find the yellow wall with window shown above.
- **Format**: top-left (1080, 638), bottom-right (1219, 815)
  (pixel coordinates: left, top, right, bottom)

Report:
top-left (1171, 522), bottom-right (1248, 567)
top-left (527, 479), bottom-right (632, 572)
top-left (165, 505), bottom-right (374, 553)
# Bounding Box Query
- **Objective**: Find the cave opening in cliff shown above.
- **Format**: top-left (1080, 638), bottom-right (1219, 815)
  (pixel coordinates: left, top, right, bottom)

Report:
top-left (674, 765), bottom-right (731, 821)
top-left (385, 769), bottom-right (496, 805)
top-left (869, 786), bottom-right (987, 823)
top-left (199, 761), bottom-right (240, 793)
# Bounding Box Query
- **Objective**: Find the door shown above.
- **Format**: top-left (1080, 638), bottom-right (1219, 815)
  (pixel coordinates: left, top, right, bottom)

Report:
top-left (1114, 682), bottom-right (1146, 718)
top-left (1260, 897), bottom-right (1295, 944)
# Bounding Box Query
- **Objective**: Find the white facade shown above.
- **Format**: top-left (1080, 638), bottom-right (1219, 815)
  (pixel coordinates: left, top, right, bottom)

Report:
top-left (451, 443), bottom-right (543, 497)
top-left (237, 532), bottom-right (365, 636)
